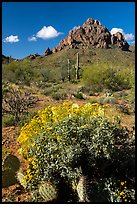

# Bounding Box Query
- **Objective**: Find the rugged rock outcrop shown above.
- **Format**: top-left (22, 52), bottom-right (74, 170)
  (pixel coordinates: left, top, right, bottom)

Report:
top-left (111, 32), bottom-right (129, 51)
top-left (2, 55), bottom-right (15, 64)
top-left (27, 53), bottom-right (41, 60)
top-left (52, 18), bottom-right (129, 53)
top-left (43, 47), bottom-right (52, 56)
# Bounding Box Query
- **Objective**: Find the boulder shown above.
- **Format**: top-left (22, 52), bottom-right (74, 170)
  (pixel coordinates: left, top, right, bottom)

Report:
top-left (52, 48), bottom-right (57, 54)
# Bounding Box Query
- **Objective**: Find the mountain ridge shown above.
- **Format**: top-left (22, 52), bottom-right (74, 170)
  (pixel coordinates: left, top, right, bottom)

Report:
top-left (2, 18), bottom-right (135, 61)
top-left (40, 17), bottom-right (130, 57)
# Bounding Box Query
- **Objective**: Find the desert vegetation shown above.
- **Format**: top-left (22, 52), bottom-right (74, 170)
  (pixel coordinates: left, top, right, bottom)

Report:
top-left (2, 47), bottom-right (135, 202)
top-left (16, 103), bottom-right (135, 202)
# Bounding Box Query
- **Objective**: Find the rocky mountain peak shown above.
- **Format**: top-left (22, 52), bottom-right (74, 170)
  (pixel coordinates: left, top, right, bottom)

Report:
top-left (43, 18), bottom-right (129, 54)
top-left (43, 47), bottom-right (52, 56)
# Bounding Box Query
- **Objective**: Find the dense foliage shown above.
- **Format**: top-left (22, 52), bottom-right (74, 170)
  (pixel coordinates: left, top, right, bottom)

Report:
top-left (82, 63), bottom-right (134, 92)
top-left (2, 61), bottom-right (34, 85)
top-left (17, 102), bottom-right (135, 202)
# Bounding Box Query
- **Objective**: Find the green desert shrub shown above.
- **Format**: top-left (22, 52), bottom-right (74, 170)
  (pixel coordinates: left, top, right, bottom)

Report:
top-left (18, 111), bottom-right (37, 127)
top-left (17, 102), bottom-right (135, 201)
top-left (51, 91), bottom-right (67, 100)
top-left (73, 91), bottom-right (85, 100)
top-left (87, 98), bottom-right (98, 104)
top-left (123, 86), bottom-right (135, 112)
top-left (2, 115), bottom-right (16, 127)
top-left (43, 84), bottom-right (63, 96)
top-left (2, 61), bottom-right (34, 85)
top-left (43, 86), bottom-right (55, 96)
top-left (40, 67), bottom-right (62, 83)
top-left (104, 178), bottom-right (135, 202)
top-left (36, 81), bottom-right (53, 89)
top-left (113, 90), bottom-right (129, 99)
top-left (98, 96), bottom-right (117, 105)
top-left (82, 63), bottom-right (134, 92)
top-left (104, 67), bottom-right (134, 91)
top-left (82, 63), bottom-right (105, 92)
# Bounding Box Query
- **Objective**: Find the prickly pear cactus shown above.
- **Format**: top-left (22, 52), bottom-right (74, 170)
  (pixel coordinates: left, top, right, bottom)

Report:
top-left (2, 168), bottom-right (17, 188)
top-left (2, 152), bottom-right (20, 188)
top-left (76, 175), bottom-right (90, 202)
top-left (16, 172), bottom-right (27, 189)
top-left (38, 181), bottom-right (58, 202)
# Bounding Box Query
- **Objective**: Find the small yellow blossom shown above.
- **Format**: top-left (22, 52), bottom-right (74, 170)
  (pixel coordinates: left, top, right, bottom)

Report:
top-left (47, 127), bottom-right (52, 130)
top-left (121, 181), bottom-right (125, 186)
top-left (120, 191), bottom-right (124, 196)
top-left (124, 186), bottom-right (127, 189)
top-left (31, 143), bottom-right (35, 147)
top-left (18, 148), bottom-right (22, 154)
top-left (72, 103), bottom-right (79, 109)
top-left (27, 169), bottom-right (31, 173)
top-left (56, 136), bottom-right (60, 141)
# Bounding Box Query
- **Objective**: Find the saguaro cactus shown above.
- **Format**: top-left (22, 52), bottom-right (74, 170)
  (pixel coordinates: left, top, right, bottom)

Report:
top-left (67, 58), bottom-right (71, 82)
top-left (75, 52), bottom-right (80, 80)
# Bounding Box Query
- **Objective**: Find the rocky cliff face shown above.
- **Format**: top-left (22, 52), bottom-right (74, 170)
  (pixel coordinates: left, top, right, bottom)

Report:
top-left (26, 53), bottom-right (41, 60)
top-left (43, 18), bottom-right (129, 55)
top-left (54, 18), bottom-right (112, 52)
top-left (111, 32), bottom-right (129, 51)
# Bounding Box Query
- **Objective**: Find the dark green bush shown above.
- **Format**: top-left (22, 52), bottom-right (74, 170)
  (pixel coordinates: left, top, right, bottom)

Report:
top-left (40, 67), bottom-right (62, 83)
top-left (82, 63), bottom-right (134, 92)
top-left (2, 115), bottom-right (16, 127)
top-left (73, 91), bottom-right (85, 100)
top-left (98, 96), bottom-right (117, 105)
top-left (51, 91), bottom-right (67, 100)
top-left (43, 86), bottom-right (55, 96)
top-left (18, 111), bottom-right (37, 127)
top-left (2, 61), bottom-right (34, 85)
top-left (43, 84), bottom-right (63, 96)
top-left (87, 98), bottom-right (98, 104)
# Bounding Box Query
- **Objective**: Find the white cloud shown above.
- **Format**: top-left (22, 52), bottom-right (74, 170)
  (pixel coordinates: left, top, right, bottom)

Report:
top-left (124, 33), bottom-right (134, 41)
top-left (110, 28), bottom-right (134, 41)
top-left (3, 35), bottom-right (19, 43)
top-left (28, 35), bottom-right (37, 41)
top-left (110, 28), bottom-right (124, 35)
top-left (36, 26), bottom-right (63, 40)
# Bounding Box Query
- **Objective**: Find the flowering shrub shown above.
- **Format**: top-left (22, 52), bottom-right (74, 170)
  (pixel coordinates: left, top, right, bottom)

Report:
top-left (17, 102), bottom-right (105, 157)
top-left (17, 102), bottom-right (135, 201)
top-left (104, 178), bottom-right (135, 202)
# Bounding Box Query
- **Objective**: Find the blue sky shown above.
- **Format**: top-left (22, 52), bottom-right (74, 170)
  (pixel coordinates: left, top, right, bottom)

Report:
top-left (2, 2), bottom-right (135, 59)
